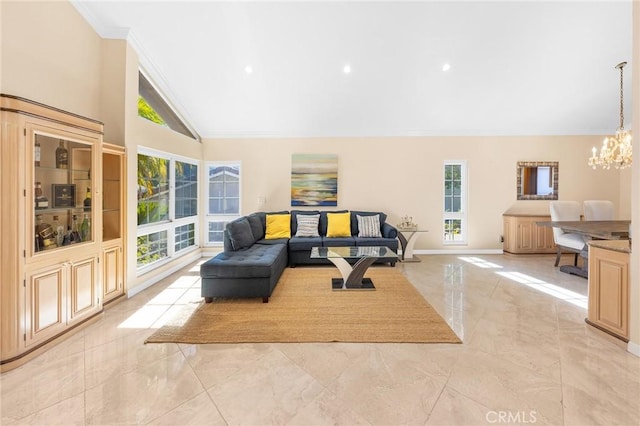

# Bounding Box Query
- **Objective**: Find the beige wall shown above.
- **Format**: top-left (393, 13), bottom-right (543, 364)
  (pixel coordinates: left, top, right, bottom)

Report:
top-left (1, 1), bottom-right (128, 146)
top-left (100, 39), bottom-right (128, 146)
top-left (203, 135), bottom-right (627, 250)
top-left (1, 0), bottom-right (102, 120)
top-left (121, 45), bottom-right (203, 294)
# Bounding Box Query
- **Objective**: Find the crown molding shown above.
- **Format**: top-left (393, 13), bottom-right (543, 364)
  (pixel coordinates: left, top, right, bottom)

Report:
top-left (200, 128), bottom-right (619, 139)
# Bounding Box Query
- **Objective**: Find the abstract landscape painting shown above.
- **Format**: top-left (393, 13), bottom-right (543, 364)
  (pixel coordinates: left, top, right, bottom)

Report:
top-left (291, 154), bottom-right (338, 206)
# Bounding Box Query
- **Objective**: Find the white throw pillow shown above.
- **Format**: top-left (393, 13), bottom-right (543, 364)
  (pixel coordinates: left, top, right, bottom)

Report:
top-left (357, 214), bottom-right (382, 238)
top-left (295, 214), bottom-right (320, 237)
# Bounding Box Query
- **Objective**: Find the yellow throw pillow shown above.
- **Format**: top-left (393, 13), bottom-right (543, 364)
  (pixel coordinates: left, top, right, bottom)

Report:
top-left (265, 214), bottom-right (291, 239)
top-left (326, 212), bottom-right (351, 237)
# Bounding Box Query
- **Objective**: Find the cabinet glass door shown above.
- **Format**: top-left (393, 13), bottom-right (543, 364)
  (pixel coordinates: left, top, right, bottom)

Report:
top-left (33, 133), bottom-right (94, 255)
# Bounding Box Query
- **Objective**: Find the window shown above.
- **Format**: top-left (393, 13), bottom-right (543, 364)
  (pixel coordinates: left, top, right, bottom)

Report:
top-left (136, 231), bottom-right (168, 268)
top-left (138, 71), bottom-right (198, 140)
top-left (137, 149), bottom-right (199, 271)
top-left (174, 224), bottom-right (195, 252)
top-left (443, 161), bottom-right (467, 244)
top-left (206, 163), bottom-right (241, 245)
top-left (175, 161), bottom-right (198, 218)
top-left (207, 221), bottom-right (226, 244)
top-left (137, 154), bottom-right (169, 226)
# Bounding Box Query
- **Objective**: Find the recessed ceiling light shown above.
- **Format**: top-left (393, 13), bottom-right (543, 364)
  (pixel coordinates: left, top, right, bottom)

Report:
top-left (343, 64), bottom-right (351, 74)
top-left (442, 63), bottom-right (451, 72)
top-left (244, 66), bottom-right (253, 74)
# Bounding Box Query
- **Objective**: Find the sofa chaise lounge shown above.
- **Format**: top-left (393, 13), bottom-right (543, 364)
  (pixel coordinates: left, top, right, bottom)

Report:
top-left (200, 210), bottom-right (398, 302)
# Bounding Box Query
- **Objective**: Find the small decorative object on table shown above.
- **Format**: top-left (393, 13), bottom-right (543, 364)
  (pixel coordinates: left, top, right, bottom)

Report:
top-left (397, 215), bottom-right (417, 231)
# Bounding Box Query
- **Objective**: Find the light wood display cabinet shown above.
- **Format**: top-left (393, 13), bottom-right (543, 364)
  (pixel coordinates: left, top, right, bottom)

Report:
top-left (102, 143), bottom-right (126, 304)
top-left (503, 214), bottom-right (556, 254)
top-left (1, 95), bottom-right (126, 370)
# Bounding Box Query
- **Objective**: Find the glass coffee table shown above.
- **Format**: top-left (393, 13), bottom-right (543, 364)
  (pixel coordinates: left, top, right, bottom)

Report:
top-left (310, 246), bottom-right (398, 290)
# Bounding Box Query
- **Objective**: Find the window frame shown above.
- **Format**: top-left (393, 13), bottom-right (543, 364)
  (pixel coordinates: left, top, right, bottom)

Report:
top-left (136, 147), bottom-right (200, 274)
top-left (443, 160), bottom-right (468, 245)
top-left (138, 69), bottom-right (199, 141)
top-left (205, 161), bottom-right (242, 246)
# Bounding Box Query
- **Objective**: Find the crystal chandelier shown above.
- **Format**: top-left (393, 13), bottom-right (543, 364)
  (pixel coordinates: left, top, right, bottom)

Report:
top-left (588, 61), bottom-right (632, 170)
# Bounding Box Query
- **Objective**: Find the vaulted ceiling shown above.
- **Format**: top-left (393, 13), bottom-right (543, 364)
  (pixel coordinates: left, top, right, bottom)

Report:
top-left (73, 1), bottom-right (633, 139)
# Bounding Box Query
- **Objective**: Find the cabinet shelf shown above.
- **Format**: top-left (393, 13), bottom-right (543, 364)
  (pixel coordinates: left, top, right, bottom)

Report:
top-left (33, 240), bottom-right (92, 254)
top-left (35, 165), bottom-right (90, 175)
top-left (35, 206), bottom-right (91, 213)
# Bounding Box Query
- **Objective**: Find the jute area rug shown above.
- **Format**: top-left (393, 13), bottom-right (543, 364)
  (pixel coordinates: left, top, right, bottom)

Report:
top-left (145, 267), bottom-right (461, 344)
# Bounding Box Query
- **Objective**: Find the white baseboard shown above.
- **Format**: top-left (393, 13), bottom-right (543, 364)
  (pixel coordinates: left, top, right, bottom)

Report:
top-left (413, 249), bottom-right (504, 255)
top-left (201, 248), bottom-right (223, 257)
top-left (628, 341), bottom-right (640, 358)
top-left (128, 250), bottom-right (202, 298)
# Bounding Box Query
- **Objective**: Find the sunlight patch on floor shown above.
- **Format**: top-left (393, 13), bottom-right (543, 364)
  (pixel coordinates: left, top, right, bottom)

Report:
top-left (117, 304), bottom-right (172, 329)
top-left (458, 256), bottom-right (503, 269)
top-left (165, 276), bottom-right (200, 289)
top-left (497, 271), bottom-right (588, 309)
top-left (456, 255), bottom-right (587, 309)
top-left (117, 273), bottom-right (203, 329)
top-left (188, 263), bottom-right (204, 273)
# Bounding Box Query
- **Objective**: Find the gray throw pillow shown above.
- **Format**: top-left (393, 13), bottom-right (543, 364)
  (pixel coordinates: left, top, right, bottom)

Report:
top-left (295, 214), bottom-right (320, 237)
top-left (357, 214), bottom-right (382, 238)
top-left (227, 218), bottom-right (255, 250)
top-left (247, 213), bottom-right (265, 240)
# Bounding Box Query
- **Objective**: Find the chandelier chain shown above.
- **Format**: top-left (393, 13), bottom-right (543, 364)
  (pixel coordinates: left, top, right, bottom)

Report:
top-left (619, 62), bottom-right (624, 129)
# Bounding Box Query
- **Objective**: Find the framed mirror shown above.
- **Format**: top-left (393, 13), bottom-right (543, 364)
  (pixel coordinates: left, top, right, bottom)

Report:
top-left (517, 161), bottom-right (558, 200)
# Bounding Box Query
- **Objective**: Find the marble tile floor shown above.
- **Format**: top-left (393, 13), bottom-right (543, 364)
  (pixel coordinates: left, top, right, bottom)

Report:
top-left (1, 254), bottom-right (639, 426)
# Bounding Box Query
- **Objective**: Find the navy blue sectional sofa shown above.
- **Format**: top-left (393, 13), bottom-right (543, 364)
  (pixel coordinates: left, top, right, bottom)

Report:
top-left (200, 210), bottom-right (398, 303)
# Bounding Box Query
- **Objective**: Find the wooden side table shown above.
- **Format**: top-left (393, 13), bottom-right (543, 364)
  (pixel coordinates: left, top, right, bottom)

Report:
top-left (397, 229), bottom-right (428, 262)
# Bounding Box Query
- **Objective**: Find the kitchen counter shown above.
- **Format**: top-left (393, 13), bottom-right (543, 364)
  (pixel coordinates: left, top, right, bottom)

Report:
top-left (588, 239), bottom-right (631, 254)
